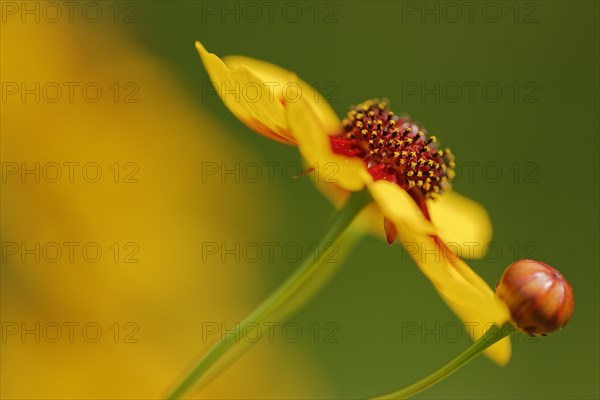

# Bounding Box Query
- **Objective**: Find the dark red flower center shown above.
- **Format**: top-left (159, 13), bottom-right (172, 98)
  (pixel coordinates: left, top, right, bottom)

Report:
top-left (330, 99), bottom-right (455, 199)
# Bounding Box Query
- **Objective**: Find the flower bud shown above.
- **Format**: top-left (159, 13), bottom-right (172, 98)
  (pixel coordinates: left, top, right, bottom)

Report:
top-left (496, 259), bottom-right (574, 336)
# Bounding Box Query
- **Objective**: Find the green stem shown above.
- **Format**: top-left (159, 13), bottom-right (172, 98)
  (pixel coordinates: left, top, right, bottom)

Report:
top-left (372, 323), bottom-right (517, 400)
top-left (167, 189), bottom-right (372, 399)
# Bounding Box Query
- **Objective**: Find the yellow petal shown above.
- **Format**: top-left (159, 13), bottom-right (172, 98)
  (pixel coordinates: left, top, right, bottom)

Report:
top-left (196, 41), bottom-right (292, 143)
top-left (427, 191), bottom-right (493, 259)
top-left (439, 292), bottom-right (512, 365)
top-left (396, 229), bottom-right (512, 365)
top-left (336, 189), bottom-right (492, 257)
top-left (367, 180), bottom-right (436, 236)
top-left (196, 41), bottom-right (341, 144)
top-left (223, 54), bottom-right (341, 134)
top-left (285, 95), bottom-right (368, 191)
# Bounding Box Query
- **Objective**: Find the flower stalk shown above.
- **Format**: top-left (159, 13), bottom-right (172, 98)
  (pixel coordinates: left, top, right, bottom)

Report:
top-left (166, 189), bottom-right (372, 399)
top-left (372, 323), bottom-right (517, 400)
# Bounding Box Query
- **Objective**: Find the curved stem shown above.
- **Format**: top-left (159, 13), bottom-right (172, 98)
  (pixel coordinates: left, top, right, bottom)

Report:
top-left (372, 323), bottom-right (517, 400)
top-left (166, 189), bottom-right (372, 399)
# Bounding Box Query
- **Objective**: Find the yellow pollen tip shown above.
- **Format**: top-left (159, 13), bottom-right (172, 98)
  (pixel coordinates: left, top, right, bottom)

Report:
top-left (338, 98), bottom-right (455, 199)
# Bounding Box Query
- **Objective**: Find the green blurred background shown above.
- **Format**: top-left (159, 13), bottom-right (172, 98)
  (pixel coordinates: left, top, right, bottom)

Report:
top-left (2, 0), bottom-right (598, 399)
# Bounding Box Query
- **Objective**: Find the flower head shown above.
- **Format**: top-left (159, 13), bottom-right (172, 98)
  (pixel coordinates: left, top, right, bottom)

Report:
top-left (332, 99), bottom-right (455, 197)
top-left (496, 259), bottom-right (574, 336)
top-left (196, 42), bottom-right (511, 364)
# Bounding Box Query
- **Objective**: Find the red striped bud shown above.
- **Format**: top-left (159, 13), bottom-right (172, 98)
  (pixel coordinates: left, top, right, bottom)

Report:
top-left (496, 259), bottom-right (574, 336)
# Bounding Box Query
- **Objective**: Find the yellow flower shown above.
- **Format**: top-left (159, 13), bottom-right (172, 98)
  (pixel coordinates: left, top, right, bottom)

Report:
top-left (196, 42), bottom-right (512, 364)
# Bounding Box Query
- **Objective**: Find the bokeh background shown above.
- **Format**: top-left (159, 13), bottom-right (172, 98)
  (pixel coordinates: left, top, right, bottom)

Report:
top-left (1, 1), bottom-right (598, 399)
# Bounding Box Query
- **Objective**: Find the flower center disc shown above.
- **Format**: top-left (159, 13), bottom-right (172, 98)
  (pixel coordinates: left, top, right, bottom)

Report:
top-left (330, 99), bottom-right (455, 198)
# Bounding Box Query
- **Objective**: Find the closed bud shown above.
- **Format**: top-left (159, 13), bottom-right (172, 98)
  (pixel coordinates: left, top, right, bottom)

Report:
top-left (496, 259), bottom-right (574, 336)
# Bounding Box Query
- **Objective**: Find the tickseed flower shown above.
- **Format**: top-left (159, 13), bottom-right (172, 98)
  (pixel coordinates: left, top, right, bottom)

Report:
top-left (496, 259), bottom-right (574, 336)
top-left (196, 42), bottom-right (512, 364)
